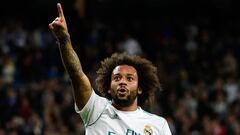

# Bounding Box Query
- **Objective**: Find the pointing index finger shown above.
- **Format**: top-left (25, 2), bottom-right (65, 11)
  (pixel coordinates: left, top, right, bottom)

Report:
top-left (57, 3), bottom-right (64, 18)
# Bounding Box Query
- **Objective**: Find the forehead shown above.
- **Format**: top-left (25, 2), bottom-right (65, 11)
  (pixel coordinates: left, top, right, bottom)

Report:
top-left (112, 65), bottom-right (137, 75)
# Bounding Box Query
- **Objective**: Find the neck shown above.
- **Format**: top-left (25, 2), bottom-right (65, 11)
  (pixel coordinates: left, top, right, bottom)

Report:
top-left (112, 99), bottom-right (138, 111)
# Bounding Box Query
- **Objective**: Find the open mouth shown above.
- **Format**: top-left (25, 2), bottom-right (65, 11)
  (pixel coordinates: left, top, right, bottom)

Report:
top-left (117, 88), bottom-right (128, 96)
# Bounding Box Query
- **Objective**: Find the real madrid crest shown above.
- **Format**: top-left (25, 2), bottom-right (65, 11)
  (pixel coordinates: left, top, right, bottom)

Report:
top-left (144, 125), bottom-right (153, 135)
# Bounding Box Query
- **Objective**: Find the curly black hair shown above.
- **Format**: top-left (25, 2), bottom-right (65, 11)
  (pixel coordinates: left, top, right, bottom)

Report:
top-left (96, 53), bottom-right (160, 106)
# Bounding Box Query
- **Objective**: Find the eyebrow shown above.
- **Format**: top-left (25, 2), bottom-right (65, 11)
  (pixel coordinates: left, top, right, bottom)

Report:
top-left (112, 73), bottom-right (135, 76)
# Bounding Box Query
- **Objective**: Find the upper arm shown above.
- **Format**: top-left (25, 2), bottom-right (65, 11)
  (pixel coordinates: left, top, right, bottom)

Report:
top-left (161, 119), bottom-right (172, 135)
top-left (71, 73), bottom-right (92, 110)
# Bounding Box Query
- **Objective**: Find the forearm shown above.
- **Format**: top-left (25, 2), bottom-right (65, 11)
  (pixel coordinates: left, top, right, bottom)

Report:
top-left (50, 3), bottom-right (92, 109)
top-left (58, 39), bottom-right (84, 78)
top-left (59, 40), bottom-right (92, 108)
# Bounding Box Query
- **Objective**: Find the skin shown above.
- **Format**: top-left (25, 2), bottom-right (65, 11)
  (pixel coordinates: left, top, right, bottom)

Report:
top-left (49, 3), bottom-right (141, 111)
top-left (109, 65), bottom-right (142, 111)
top-left (49, 3), bottom-right (92, 109)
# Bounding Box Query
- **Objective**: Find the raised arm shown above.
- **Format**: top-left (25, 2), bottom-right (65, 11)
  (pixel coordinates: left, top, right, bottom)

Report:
top-left (49, 3), bottom-right (92, 109)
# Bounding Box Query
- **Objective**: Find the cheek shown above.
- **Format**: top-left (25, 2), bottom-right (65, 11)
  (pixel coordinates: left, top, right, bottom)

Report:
top-left (133, 82), bottom-right (139, 88)
top-left (109, 82), bottom-right (117, 92)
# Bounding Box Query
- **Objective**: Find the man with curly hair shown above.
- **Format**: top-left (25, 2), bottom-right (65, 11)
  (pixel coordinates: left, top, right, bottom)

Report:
top-left (49, 3), bottom-right (172, 135)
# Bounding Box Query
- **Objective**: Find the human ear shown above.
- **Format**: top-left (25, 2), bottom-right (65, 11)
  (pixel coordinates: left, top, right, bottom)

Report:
top-left (108, 89), bottom-right (111, 94)
top-left (138, 87), bottom-right (142, 94)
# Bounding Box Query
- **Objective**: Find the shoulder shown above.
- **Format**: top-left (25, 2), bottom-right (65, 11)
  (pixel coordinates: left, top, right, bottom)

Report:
top-left (76, 90), bottom-right (107, 111)
top-left (77, 90), bottom-right (111, 126)
top-left (140, 108), bottom-right (168, 124)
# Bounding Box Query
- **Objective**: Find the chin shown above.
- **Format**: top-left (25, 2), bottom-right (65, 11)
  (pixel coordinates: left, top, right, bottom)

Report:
top-left (114, 98), bottom-right (134, 107)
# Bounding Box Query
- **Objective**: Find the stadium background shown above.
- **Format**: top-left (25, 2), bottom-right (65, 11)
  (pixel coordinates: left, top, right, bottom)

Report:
top-left (0, 0), bottom-right (240, 134)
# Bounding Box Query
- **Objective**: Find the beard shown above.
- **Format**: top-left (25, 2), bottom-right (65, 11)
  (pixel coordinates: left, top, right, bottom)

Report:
top-left (111, 89), bottom-right (138, 107)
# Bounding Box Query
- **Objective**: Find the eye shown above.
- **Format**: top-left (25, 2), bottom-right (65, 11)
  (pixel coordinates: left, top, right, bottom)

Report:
top-left (113, 76), bottom-right (121, 81)
top-left (127, 76), bottom-right (134, 81)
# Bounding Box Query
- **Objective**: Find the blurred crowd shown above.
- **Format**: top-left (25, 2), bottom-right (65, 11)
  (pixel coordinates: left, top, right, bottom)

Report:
top-left (0, 13), bottom-right (240, 135)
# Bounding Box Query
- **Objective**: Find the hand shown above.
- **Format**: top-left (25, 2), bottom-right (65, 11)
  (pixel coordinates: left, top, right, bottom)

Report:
top-left (49, 3), bottom-right (69, 38)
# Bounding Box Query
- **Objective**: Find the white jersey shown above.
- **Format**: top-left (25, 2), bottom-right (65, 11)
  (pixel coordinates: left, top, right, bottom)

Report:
top-left (75, 90), bottom-right (172, 135)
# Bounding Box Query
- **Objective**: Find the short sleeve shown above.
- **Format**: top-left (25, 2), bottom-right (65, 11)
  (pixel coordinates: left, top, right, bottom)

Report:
top-left (161, 119), bottom-right (172, 135)
top-left (75, 90), bottom-right (109, 126)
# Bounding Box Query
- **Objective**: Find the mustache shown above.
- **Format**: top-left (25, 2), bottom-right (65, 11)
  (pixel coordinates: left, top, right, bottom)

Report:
top-left (117, 86), bottom-right (128, 90)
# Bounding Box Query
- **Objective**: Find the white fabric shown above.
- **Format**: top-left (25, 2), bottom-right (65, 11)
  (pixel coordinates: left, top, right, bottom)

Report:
top-left (75, 90), bottom-right (172, 135)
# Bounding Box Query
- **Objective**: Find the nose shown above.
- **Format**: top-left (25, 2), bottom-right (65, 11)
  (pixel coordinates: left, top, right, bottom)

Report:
top-left (119, 78), bottom-right (127, 86)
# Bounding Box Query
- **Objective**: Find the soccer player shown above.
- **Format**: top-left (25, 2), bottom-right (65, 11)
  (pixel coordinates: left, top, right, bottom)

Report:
top-left (49, 3), bottom-right (172, 135)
